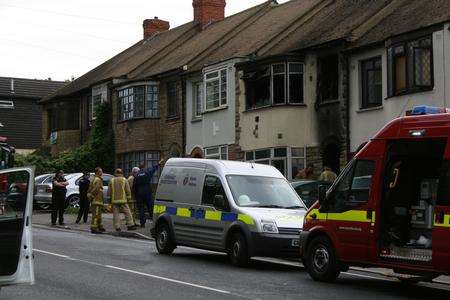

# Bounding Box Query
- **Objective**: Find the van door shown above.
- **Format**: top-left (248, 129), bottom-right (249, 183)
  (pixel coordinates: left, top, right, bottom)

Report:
top-left (196, 175), bottom-right (230, 250)
top-left (0, 167), bottom-right (35, 287)
top-left (322, 160), bottom-right (376, 262)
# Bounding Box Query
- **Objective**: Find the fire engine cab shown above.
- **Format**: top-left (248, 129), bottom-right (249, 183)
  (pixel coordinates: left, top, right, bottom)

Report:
top-left (300, 106), bottom-right (450, 283)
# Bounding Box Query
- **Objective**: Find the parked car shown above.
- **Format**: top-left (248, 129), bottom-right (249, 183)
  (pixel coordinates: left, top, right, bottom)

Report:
top-left (291, 180), bottom-right (332, 208)
top-left (34, 173), bottom-right (113, 210)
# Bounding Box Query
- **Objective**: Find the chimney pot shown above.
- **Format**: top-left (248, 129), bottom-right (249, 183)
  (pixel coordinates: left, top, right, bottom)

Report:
top-left (143, 17), bottom-right (170, 39)
top-left (193, 0), bottom-right (226, 29)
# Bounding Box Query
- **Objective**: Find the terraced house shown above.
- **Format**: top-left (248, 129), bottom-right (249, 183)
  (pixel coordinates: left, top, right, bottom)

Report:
top-left (42, 0), bottom-right (450, 181)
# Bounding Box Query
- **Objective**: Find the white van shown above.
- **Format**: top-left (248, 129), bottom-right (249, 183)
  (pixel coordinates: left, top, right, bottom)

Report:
top-left (151, 158), bottom-right (307, 266)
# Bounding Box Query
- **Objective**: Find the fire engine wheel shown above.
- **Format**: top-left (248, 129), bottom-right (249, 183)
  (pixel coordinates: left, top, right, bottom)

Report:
top-left (306, 236), bottom-right (340, 282)
top-left (155, 222), bottom-right (175, 255)
top-left (228, 232), bottom-right (250, 267)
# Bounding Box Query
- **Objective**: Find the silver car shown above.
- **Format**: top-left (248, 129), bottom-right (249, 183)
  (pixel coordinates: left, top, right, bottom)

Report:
top-left (34, 173), bottom-right (113, 209)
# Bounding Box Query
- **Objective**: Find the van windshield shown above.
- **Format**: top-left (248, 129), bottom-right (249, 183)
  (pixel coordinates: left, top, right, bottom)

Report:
top-left (226, 175), bottom-right (305, 209)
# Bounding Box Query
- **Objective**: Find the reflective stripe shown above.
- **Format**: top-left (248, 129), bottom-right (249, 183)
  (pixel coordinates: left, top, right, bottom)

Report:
top-left (305, 209), bottom-right (374, 223)
top-left (153, 204), bottom-right (254, 225)
top-left (434, 214), bottom-right (450, 228)
top-left (205, 211), bottom-right (221, 221)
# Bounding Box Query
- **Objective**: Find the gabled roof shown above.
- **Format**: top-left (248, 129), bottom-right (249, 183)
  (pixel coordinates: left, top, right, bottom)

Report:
top-left (0, 77), bottom-right (65, 99)
top-left (45, 0), bottom-right (450, 101)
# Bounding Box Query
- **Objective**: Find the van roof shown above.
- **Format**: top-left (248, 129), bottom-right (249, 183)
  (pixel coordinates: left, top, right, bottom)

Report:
top-left (166, 158), bottom-right (285, 178)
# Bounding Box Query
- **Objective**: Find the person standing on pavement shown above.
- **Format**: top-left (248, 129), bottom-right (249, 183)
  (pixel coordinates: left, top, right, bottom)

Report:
top-left (76, 172), bottom-right (91, 224)
top-left (108, 169), bottom-right (137, 232)
top-left (51, 170), bottom-right (69, 226)
top-left (127, 167), bottom-right (140, 222)
top-left (134, 159), bottom-right (164, 228)
top-left (318, 166), bottom-right (338, 183)
top-left (88, 167), bottom-right (106, 234)
top-left (295, 163), bottom-right (315, 180)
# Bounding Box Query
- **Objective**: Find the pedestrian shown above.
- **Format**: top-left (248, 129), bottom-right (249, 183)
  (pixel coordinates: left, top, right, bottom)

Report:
top-left (88, 167), bottom-right (106, 234)
top-left (51, 170), bottom-right (69, 226)
top-left (296, 163), bottom-right (315, 180)
top-left (127, 167), bottom-right (140, 222)
top-left (134, 159), bottom-right (164, 228)
top-left (109, 169), bottom-right (137, 232)
top-left (76, 171), bottom-right (91, 224)
top-left (318, 166), bottom-right (337, 183)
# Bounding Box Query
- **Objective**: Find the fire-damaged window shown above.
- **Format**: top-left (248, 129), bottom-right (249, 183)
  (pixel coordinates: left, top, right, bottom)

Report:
top-left (245, 62), bottom-right (304, 110)
top-left (387, 36), bottom-right (433, 97)
top-left (47, 101), bottom-right (80, 135)
top-left (318, 55), bottom-right (339, 102)
top-left (167, 82), bottom-right (179, 118)
top-left (360, 57), bottom-right (382, 109)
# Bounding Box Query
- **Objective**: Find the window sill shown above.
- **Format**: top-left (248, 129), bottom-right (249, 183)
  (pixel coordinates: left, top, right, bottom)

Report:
top-left (116, 117), bottom-right (160, 124)
top-left (191, 117), bottom-right (202, 123)
top-left (385, 87), bottom-right (434, 100)
top-left (357, 106), bottom-right (383, 113)
top-left (202, 105), bottom-right (228, 114)
top-left (244, 103), bottom-right (306, 113)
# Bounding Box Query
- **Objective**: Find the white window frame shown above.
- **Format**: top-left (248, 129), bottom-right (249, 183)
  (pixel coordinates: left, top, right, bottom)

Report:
top-left (193, 81), bottom-right (203, 119)
top-left (0, 100), bottom-right (14, 109)
top-left (205, 145), bottom-right (228, 160)
top-left (204, 68), bottom-right (228, 112)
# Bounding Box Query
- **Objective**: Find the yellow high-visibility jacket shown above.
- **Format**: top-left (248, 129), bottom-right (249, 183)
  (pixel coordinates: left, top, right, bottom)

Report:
top-left (88, 176), bottom-right (103, 206)
top-left (127, 176), bottom-right (136, 204)
top-left (108, 176), bottom-right (131, 205)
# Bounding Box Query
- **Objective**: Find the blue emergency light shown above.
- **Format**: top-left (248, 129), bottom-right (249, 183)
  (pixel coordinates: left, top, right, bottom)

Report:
top-left (411, 105), bottom-right (450, 115)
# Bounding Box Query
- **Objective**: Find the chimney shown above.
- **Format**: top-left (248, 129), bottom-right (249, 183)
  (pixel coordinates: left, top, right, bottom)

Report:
top-left (193, 0), bottom-right (226, 29)
top-left (143, 17), bottom-right (170, 39)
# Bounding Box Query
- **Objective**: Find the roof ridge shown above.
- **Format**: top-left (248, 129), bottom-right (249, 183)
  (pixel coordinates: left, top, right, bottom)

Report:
top-left (255, 0), bottom-right (334, 56)
top-left (348, 0), bottom-right (406, 42)
top-left (0, 76), bottom-right (65, 83)
top-left (184, 1), bottom-right (273, 70)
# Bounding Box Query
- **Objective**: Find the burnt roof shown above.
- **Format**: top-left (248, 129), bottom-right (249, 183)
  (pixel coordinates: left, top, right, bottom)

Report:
top-left (0, 77), bottom-right (65, 99)
top-left (44, 0), bottom-right (450, 101)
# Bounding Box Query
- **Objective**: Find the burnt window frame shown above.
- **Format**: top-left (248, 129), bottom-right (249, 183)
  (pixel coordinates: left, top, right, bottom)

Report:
top-left (317, 54), bottom-right (339, 103)
top-left (245, 61), bottom-right (305, 110)
top-left (387, 35), bottom-right (433, 98)
top-left (166, 81), bottom-right (180, 119)
top-left (47, 101), bottom-right (80, 135)
top-left (360, 56), bottom-right (382, 109)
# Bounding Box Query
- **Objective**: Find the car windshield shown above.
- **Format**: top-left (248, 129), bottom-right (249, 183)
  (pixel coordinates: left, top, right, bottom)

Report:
top-left (227, 175), bottom-right (305, 209)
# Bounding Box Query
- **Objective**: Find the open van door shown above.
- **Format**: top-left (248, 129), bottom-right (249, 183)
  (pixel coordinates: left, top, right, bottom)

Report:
top-left (0, 167), bottom-right (35, 288)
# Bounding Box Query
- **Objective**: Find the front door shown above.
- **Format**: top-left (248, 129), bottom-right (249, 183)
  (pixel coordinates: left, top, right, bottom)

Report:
top-left (323, 159), bottom-right (376, 262)
top-left (0, 167), bottom-right (35, 287)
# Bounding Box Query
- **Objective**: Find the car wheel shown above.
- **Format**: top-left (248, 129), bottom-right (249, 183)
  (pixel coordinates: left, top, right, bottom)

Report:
top-left (305, 236), bottom-right (340, 282)
top-left (155, 223), bottom-right (175, 255)
top-left (67, 195), bottom-right (80, 209)
top-left (228, 232), bottom-right (250, 267)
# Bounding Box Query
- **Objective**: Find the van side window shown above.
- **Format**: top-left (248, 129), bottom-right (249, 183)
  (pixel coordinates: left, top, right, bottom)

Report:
top-left (329, 160), bottom-right (375, 212)
top-left (202, 175), bottom-right (228, 208)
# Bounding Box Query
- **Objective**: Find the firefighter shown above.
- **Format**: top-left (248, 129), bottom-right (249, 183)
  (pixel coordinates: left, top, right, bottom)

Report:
top-left (296, 163), bottom-right (315, 180)
top-left (108, 168), bottom-right (137, 232)
top-left (127, 167), bottom-right (140, 222)
top-left (318, 166), bottom-right (337, 183)
top-left (88, 167), bottom-right (105, 234)
top-left (134, 159), bottom-right (164, 228)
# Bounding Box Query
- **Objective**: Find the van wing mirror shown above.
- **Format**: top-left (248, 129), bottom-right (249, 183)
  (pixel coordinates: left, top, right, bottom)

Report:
top-left (213, 195), bottom-right (226, 211)
top-left (0, 167), bottom-right (35, 287)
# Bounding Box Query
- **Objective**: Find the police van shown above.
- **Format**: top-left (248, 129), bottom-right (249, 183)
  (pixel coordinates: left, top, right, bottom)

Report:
top-left (151, 158), bottom-right (306, 266)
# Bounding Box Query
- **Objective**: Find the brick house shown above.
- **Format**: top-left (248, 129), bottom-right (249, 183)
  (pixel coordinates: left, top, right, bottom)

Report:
top-left (42, 0), bottom-right (450, 181)
top-left (0, 77), bottom-right (65, 155)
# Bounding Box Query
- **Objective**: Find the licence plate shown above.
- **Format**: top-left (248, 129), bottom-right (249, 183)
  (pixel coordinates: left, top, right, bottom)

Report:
top-left (291, 239), bottom-right (300, 247)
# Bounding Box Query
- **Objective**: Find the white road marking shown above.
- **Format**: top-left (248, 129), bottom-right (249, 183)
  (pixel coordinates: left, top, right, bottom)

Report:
top-left (34, 248), bottom-right (231, 295)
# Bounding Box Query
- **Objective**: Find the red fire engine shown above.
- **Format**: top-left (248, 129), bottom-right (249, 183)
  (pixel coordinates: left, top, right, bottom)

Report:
top-left (300, 106), bottom-right (450, 283)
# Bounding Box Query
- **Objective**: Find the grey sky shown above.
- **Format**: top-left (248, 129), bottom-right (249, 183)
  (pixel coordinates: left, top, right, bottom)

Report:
top-left (0, 0), bottom-right (287, 81)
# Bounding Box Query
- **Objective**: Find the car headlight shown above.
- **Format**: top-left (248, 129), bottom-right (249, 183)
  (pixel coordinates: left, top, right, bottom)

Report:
top-left (261, 219), bottom-right (278, 234)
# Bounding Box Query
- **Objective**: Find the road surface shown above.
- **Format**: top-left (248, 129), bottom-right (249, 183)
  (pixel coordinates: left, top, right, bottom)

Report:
top-left (2, 226), bottom-right (450, 299)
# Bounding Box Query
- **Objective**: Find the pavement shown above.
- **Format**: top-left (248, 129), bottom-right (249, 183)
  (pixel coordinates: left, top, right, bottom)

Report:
top-left (3, 226), bottom-right (450, 299)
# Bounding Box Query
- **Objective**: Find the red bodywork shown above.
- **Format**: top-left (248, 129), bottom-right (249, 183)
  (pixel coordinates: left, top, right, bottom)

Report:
top-left (303, 113), bottom-right (450, 275)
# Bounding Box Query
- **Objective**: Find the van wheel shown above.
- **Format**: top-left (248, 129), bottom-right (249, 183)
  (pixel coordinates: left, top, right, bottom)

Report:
top-left (305, 236), bottom-right (340, 282)
top-left (228, 232), bottom-right (249, 267)
top-left (156, 223), bottom-right (175, 255)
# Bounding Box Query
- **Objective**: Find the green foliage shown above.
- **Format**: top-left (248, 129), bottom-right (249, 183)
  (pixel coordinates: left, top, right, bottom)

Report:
top-left (15, 103), bottom-right (115, 175)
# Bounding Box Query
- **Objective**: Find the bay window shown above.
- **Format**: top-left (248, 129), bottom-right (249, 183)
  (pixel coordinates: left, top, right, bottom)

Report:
top-left (118, 84), bottom-right (159, 121)
top-left (360, 57), bottom-right (382, 109)
top-left (205, 69), bottom-right (227, 111)
top-left (205, 145), bottom-right (228, 160)
top-left (117, 151), bottom-right (160, 183)
top-left (193, 81), bottom-right (203, 119)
